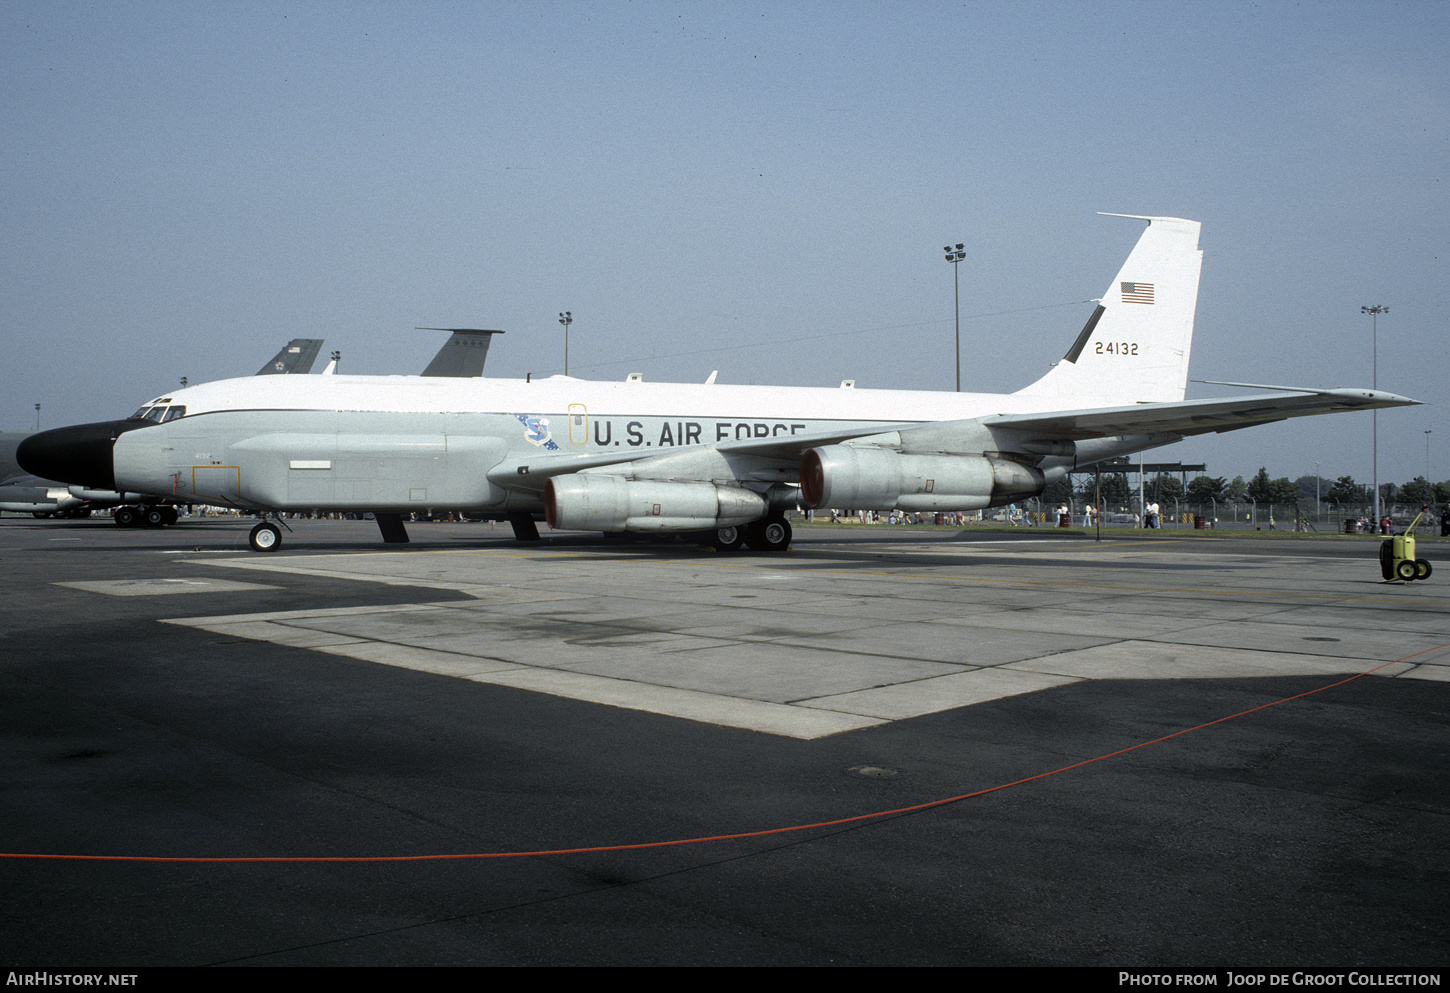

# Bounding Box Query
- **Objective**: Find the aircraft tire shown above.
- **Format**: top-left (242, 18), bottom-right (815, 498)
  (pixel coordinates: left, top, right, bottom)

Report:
top-left (32, 511), bottom-right (52, 519)
top-left (249, 522), bottom-right (282, 553)
top-left (161, 506), bottom-right (178, 525)
top-left (747, 517), bottom-right (792, 552)
top-left (1415, 558), bottom-right (1432, 580)
top-left (708, 525), bottom-right (746, 552)
top-left (144, 507), bottom-right (167, 527)
top-left (114, 506), bottom-right (140, 528)
top-left (1396, 559), bottom-right (1417, 581)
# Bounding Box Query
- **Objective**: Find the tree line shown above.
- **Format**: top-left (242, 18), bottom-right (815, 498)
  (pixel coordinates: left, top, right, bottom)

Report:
top-left (1044, 469), bottom-right (1450, 513)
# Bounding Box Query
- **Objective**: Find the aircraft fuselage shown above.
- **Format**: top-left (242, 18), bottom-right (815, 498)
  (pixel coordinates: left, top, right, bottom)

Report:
top-left (101, 375), bottom-right (1066, 516)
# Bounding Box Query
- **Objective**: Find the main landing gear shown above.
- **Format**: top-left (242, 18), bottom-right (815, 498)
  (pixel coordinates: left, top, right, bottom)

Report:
top-left (114, 505), bottom-right (177, 528)
top-left (747, 517), bottom-right (792, 551)
top-left (703, 516), bottom-right (792, 552)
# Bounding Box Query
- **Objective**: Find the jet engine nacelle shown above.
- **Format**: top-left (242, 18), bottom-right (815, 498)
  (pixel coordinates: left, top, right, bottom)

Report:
top-left (544, 475), bottom-right (768, 532)
top-left (67, 485), bottom-right (141, 503)
top-left (799, 446), bottom-right (1045, 511)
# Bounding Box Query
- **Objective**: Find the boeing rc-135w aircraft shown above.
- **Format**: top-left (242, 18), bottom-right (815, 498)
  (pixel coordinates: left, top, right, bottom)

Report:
top-left (19, 216), bottom-right (1418, 552)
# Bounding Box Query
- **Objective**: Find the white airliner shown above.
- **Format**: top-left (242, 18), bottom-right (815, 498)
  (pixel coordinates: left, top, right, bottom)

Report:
top-left (18, 215), bottom-right (1418, 552)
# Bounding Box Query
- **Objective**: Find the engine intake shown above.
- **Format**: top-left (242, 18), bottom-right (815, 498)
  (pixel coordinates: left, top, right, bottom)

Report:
top-left (799, 446), bottom-right (1044, 510)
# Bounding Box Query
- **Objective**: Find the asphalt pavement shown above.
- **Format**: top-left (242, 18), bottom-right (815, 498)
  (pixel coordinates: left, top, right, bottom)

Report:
top-left (2, 515), bottom-right (1446, 967)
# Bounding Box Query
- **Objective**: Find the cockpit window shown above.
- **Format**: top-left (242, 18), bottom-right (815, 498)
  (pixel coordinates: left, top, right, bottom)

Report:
top-left (130, 403), bottom-right (185, 422)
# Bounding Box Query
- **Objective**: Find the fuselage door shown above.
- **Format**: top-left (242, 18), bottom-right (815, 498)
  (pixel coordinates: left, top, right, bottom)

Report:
top-left (192, 466), bottom-right (241, 503)
top-left (568, 404), bottom-right (588, 445)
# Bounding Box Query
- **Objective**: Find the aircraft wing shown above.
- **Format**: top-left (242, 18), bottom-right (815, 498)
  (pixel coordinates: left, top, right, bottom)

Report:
top-left (492, 423), bottom-right (923, 489)
top-left (491, 448), bottom-right (668, 487)
top-left (493, 387), bottom-right (1418, 490)
top-left (978, 388), bottom-right (1419, 440)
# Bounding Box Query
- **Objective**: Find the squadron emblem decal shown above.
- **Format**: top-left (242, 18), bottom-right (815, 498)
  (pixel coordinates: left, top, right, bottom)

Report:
top-left (516, 414), bottom-right (560, 450)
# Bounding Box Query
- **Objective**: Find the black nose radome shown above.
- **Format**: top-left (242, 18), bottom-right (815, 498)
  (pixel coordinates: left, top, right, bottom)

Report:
top-left (16, 420), bottom-right (152, 489)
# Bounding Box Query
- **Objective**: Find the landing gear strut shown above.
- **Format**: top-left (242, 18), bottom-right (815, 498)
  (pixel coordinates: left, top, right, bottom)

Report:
top-left (375, 513), bottom-right (410, 544)
top-left (508, 512), bottom-right (541, 541)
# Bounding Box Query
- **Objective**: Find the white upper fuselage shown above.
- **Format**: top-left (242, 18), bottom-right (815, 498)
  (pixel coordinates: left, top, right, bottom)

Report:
top-left (148, 373), bottom-right (1051, 425)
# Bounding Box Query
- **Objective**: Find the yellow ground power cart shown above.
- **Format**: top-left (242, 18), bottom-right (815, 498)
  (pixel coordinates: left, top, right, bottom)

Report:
top-left (1379, 505), bottom-right (1433, 582)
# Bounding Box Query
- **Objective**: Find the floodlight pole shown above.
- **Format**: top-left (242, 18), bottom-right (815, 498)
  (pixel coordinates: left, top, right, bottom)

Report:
top-left (34, 403), bottom-right (40, 430)
top-left (559, 311), bottom-right (573, 376)
top-left (1362, 305), bottom-right (1387, 524)
top-left (943, 244), bottom-right (965, 392)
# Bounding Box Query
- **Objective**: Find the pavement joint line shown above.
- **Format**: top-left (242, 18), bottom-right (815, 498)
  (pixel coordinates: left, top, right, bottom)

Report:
top-left (155, 602), bottom-right (1096, 737)
top-left (164, 612), bottom-right (886, 740)
top-left (187, 549), bottom-right (1450, 606)
top-left (159, 546), bottom-right (1450, 733)
top-left (156, 595), bottom-right (1447, 736)
top-left (565, 556), bottom-right (1450, 606)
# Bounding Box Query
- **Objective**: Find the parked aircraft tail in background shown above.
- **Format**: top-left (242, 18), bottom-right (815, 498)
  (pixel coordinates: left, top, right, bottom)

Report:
top-left (255, 339), bottom-right (324, 376)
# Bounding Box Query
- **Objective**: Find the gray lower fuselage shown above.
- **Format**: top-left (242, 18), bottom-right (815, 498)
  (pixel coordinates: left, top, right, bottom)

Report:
top-left (112, 409), bottom-right (886, 514)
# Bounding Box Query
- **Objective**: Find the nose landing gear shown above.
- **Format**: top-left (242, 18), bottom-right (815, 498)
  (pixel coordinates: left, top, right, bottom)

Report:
top-left (249, 521), bottom-right (282, 552)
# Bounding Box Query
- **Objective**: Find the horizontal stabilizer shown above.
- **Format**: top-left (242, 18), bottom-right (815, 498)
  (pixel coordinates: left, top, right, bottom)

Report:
top-left (985, 388), bottom-right (1419, 440)
top-left (1193, 379), bottom-right (1342, 394)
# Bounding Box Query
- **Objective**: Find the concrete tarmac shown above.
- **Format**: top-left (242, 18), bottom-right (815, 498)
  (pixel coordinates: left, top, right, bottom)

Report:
top-left (2, 515), bottom-right (1447, 966)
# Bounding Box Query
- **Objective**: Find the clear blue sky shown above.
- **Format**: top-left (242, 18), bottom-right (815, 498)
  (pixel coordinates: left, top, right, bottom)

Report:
top-left (4, 1), bottom-right (1445, 486)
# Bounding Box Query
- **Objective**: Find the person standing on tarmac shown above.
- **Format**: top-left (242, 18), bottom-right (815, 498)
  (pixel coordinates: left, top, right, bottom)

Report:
top-left (1441, 506), bottom-right (1450, 537)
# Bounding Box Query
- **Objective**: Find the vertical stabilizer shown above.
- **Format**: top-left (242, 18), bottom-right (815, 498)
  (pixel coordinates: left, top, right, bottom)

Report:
top-left (255, 339), bottom-right (324, 376)
top-left (1015, 215), bottom-right (1202, 405)
top-left (419, 329), bottom-right (504, 377)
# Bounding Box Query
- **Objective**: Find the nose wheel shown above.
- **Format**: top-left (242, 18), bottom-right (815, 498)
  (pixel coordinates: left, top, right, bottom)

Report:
top-left (249, 521), bottom-right (282, 552)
